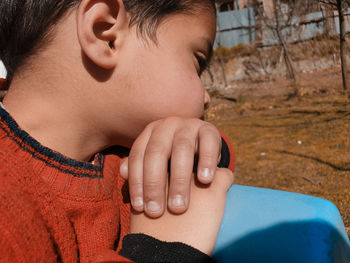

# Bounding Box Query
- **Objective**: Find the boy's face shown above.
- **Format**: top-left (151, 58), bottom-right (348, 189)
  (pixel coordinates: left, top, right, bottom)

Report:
top-left (107, 9), bottom-right (216, 140)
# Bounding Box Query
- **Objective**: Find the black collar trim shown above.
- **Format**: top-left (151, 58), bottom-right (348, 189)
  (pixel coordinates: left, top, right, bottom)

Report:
top-left (0, 107), bottom-right (104, 178)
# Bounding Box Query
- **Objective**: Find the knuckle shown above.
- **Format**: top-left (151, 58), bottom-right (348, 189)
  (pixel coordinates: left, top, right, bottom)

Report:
top-left (128, 185), bottom-right (143, 197)
top-left (144, 180), bottom-right (162, 190)
top-left (172, 167), bottom-right (192, 180)
top-left (171, 177), bottom-right (188, 190)
top-left (173, 137), bottom-right (195, 152)
top-left (163, 116), bottom-right (177, 125)
top-left (200, 123), bottom-right (220, 137)
top-left (128, 150), bottom-right (142, 162)
top-left (145, 120), bottom-right (158, 130)
top-left (201, 121), bottom-right (215, 130)
top-left (129, 181), bottom-right (143, 188)
top-left (143, 182), bottom-right (164, 199)
top-left (145, 143), bottom-right (167, 156)
top-left (199, 151), bottom-right (217, 162)
top-left (128, 182), bottom-right (143, 194)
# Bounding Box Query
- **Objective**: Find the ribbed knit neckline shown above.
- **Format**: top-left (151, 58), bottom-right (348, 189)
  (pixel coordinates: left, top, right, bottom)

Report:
top-left (0, 106), bottom-right (105, 179)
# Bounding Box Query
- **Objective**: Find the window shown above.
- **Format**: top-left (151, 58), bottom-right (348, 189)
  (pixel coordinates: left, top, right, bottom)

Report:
top-left (219, 1), bottom-right (237, 12)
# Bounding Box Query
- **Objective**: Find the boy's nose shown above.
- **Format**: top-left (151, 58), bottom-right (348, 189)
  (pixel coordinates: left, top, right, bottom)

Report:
top-left (204, 90), bottom-right (211, 110)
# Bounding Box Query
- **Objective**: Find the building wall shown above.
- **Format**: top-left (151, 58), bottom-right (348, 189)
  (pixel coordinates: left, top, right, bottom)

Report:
top-left (216, 0), bottom-right (274, 15)
top-left (215, 7), bottom-right (350, 48)
top-left (215, 8), bottom-right (256, 48)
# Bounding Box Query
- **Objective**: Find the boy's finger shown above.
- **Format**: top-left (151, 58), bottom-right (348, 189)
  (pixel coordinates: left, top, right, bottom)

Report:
top-left (197, 124), bottom-right (222, 184)
top-left (143, 125), bottom-right (173, 218)
top-left (128, 128), bottom-right (152, 212)
top-left (119, 158), bottom-right (129, 180)
top-left (211, 168), bottom-right (234, 191)
top-left (168, 130), bottom-right (196, 214)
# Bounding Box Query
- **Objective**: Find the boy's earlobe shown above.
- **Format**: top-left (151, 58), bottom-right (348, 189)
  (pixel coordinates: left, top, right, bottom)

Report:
top-left (76, 0), bottom-right (129, 69)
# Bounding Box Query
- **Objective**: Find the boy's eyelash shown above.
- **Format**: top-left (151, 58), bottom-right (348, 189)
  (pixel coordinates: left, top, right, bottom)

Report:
top-left (196, 56), bottom-right (209, 76)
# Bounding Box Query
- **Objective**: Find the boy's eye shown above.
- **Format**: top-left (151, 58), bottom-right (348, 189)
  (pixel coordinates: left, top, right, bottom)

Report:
top-left (195, 55), bottom-right (209, 76)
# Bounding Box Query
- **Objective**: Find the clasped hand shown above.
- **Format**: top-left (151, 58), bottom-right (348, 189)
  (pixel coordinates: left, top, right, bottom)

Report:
top-left (119, 117), bottom-right (228, 218)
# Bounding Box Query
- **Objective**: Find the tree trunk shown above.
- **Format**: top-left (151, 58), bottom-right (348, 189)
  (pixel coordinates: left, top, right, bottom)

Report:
top-left (274, 0), bottom-right (296, 83)
top-left (247, 0), bottom-right (253, 43)
top-left (277, 29), bottom-right (296, 82)
top-left (216, 21), bottom-right (228, 87)
top-left (337, 0), bottom-right (349, 90)
top-left (217, 55), bottom-right (228, 87)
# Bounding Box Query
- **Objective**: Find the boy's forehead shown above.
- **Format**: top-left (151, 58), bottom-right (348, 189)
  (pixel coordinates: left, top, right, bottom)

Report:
top-left (161, 10), bottom-right (216, 39)
top-left (155, 12), bottom-right (216, 59)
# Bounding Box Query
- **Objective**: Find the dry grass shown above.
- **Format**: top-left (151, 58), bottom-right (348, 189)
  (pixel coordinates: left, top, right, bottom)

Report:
top-left (206, 36), bottom-right (349, 86)
top-left (289, 35), bottom-right (341, 61)
top-left (214, 44), bottom-right (257, 59)
top-left (214, 35), bottom-right (348, 62)
top-left (206, 67), bottom-right (350, 237)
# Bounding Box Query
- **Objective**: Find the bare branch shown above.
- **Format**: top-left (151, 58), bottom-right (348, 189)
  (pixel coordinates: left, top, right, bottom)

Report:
top-left (318, 0), bottom-right (337, 6)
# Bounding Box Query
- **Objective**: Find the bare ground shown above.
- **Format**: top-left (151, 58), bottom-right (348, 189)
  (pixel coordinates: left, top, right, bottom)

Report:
top-left (205, 66), bottom-right (350, 237)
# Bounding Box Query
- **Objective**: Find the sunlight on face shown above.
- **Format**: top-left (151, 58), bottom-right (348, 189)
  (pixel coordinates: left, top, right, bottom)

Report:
top-left (139, 10), bottom-right (216, 117)
top-left (104, 8), bottom-right (217, 142)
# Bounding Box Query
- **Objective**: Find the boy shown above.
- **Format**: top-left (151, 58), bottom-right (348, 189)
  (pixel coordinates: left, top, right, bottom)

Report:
top-left (0, 0), bottom-right (234, 262)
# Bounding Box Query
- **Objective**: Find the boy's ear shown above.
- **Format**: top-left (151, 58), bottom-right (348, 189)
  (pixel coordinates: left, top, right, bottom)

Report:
top-left (76, 0), bottom-right (129, 69)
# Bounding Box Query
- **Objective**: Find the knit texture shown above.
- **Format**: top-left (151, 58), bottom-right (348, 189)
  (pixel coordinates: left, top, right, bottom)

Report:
top-left (0, 107), bottom-right (131, 262)
top-left (0, 106), bottom-right (235, 263)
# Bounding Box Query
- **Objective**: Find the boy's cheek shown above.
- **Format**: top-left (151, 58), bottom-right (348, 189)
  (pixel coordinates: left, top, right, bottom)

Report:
top-left (156, 94), bottom-right (204, 119)
top-left (138, 81), bottom-right (204, 118)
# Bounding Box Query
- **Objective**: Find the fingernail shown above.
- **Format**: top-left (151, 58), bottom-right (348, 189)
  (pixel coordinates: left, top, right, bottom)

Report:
top-left (146, 201), bottom-right (161, 213)
top-left (171, 195), bottom-right (185, 208)
top-left (199, 168), bottom-right (214, 181)
top-left (132, 197), bottom-right (143, 208)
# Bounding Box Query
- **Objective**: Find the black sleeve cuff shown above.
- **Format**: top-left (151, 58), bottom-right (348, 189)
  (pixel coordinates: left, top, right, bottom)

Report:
top-left (218, 137), bottom-right (231, 169)
top-left (119, 233), bottom-right (215, 263)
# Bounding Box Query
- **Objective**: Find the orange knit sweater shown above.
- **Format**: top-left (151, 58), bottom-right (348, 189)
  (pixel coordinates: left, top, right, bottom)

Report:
top-left (0, 107), bottom-right (132, 262)
top-left (0, 105), bottom-right (235, 263)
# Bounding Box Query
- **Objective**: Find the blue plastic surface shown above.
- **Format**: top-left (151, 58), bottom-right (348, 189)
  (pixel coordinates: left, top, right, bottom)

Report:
top-left (213, 185), bottom-right (350, 263)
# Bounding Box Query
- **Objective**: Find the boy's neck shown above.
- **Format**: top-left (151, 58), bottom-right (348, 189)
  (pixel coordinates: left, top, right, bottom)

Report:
top-left (3, 84), bottom-right (109, 162)
top-left (2, 29), bottom-right (112, 162)
top-left (1, 10), bottom-right (142, 160)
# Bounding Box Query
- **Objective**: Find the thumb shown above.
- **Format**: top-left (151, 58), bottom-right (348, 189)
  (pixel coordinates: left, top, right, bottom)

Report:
top-left (211, 168), bottom-right (234, 191)
top-left (119, 158), bottom-right (129, 180)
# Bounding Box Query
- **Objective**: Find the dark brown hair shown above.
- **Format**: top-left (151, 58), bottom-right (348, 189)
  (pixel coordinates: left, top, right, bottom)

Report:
top-left (0, 0), bottom-right (215, 88)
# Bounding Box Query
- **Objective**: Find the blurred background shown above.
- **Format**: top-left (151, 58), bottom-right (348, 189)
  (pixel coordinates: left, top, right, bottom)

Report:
top-left (0, 0), bottom-right (349, 237)
top-left (204, 0), bottom-right (350, 236)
